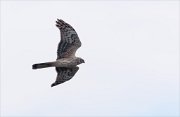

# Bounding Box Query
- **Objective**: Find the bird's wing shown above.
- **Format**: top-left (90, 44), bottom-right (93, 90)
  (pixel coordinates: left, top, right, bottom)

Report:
top-left (51, 67), bottom-right (79, 87)
top-left (56, 19), bottom-right (81, 59)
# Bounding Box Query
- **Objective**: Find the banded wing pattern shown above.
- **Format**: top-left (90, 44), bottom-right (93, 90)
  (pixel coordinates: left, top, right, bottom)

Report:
top-left (51, 67), bottom-right (79, 87)
top-left (51, 19), bottom-right (81, 86)
top-left (32, 19), bottom-right (84, 87)
top-left (56, 19), bottom-right (81, 59)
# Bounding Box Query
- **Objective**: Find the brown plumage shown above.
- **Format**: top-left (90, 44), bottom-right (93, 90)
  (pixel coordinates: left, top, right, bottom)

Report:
top-left (32, 19), bottom-right (85, 87)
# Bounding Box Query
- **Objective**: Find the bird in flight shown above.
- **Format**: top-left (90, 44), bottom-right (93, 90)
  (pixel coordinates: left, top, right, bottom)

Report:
top-left (32, 19), bottom-right (85, 87)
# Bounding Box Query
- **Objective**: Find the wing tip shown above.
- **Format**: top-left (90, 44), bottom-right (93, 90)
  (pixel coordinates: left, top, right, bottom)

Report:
top-left (56, 19), bottom-right (64, 23)
top-left (51, 83), bottom-right (57, 87)
top-left (56, 19), bottom-right (65, 28)
top-left (57, 18), bottom-right (63, 21)
top-left (51, 83), bottom-right (55, 87)
top-left (51, 81), bottom-right (64, 87)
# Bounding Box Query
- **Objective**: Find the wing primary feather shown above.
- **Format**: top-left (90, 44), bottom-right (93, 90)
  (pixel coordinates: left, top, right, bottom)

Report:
top-left (51, 67), bottom-right (79, 87)
top-left (56, 19), bottom-right (81, 59)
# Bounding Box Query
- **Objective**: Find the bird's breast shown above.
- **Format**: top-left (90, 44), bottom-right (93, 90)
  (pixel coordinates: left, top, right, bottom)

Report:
top-left (55, 57), bottom-right (77, 67)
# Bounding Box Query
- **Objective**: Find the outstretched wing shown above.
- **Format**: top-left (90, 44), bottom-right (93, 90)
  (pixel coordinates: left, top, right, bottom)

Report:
top-left (51, 67), bottom-right (79, 87)
top-left (56, 19), bottom-right (81, 59)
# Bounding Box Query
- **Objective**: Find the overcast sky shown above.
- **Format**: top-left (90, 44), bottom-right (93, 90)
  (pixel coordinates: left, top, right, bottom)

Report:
top-left (1, 1), bottom-right (179, 117)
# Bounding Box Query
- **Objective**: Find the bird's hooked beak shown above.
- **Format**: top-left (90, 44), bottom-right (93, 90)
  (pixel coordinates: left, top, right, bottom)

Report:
top-left (82, 59), bottom-right (85, 63)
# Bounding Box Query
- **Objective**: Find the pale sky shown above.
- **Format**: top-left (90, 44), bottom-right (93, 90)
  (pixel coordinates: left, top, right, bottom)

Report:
top-left (1, 1), bottom-right (180, 117)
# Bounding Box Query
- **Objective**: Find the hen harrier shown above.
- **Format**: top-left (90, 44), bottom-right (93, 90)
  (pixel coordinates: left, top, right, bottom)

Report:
top-left (32, 19), bottom-right (85, 87)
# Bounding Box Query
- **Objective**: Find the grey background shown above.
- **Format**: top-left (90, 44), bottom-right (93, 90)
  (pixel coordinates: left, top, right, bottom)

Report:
top-left (1, 1), bottom-right (179, 116)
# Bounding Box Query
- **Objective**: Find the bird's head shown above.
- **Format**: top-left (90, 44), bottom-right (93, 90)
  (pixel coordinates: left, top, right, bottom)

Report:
top-left (76, 57), bottom-right (85, 65)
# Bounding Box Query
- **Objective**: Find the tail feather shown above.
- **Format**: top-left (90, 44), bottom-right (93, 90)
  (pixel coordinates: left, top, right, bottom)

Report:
top-left (32, 62), bottom-right (55, 69)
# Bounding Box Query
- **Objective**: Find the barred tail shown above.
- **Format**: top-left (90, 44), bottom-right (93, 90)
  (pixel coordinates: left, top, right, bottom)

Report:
top-left (32, 62), bottom-right (55, 69)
